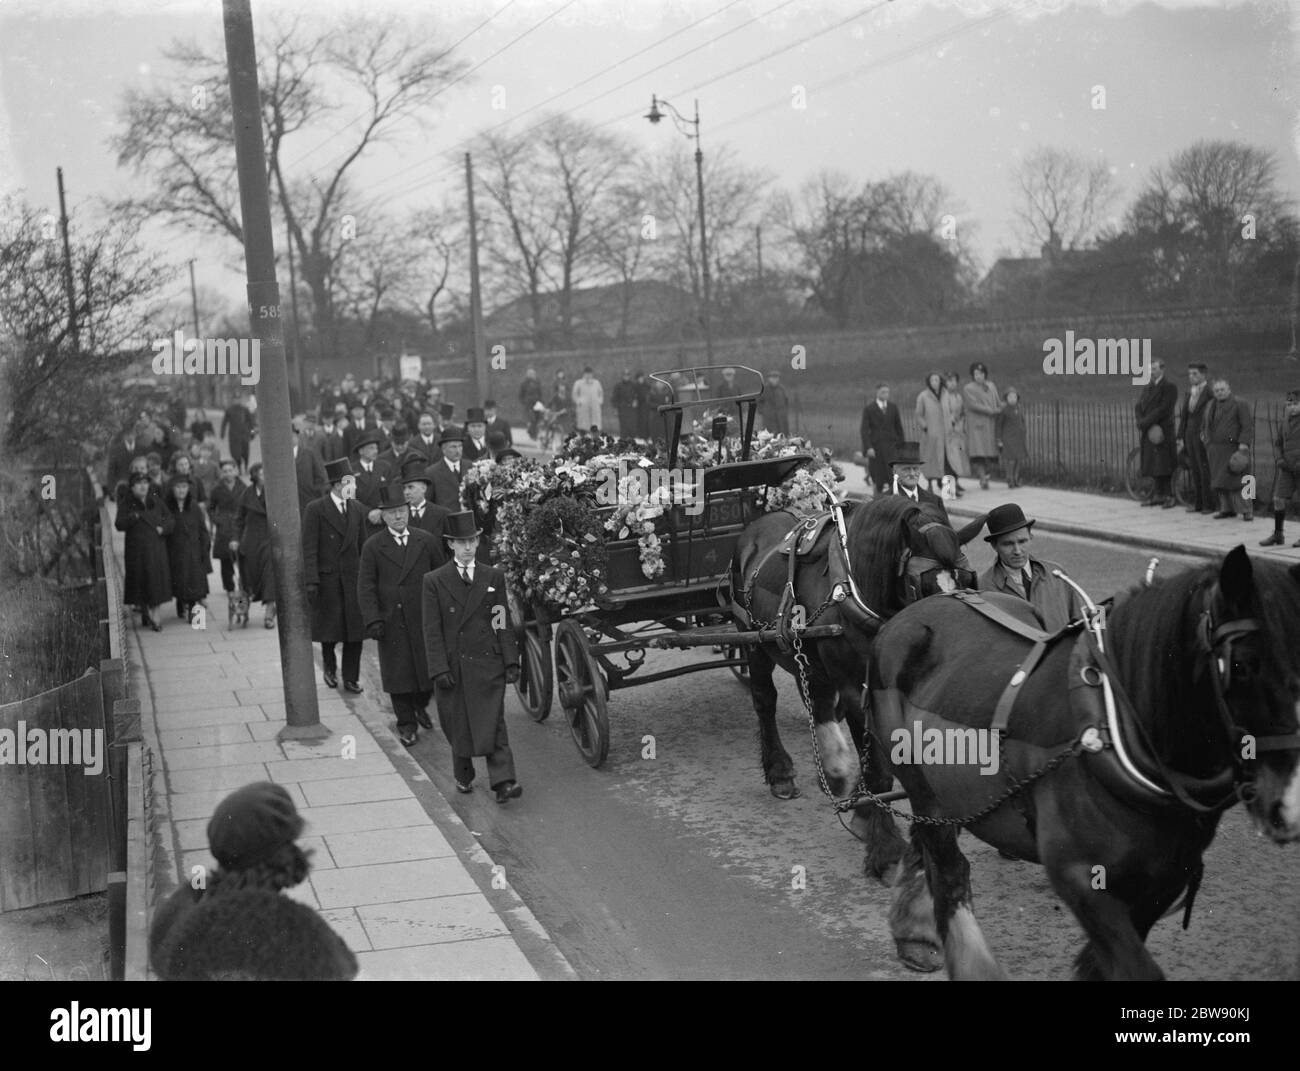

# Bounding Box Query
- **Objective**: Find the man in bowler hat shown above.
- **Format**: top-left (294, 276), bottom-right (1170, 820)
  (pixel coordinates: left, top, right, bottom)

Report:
top-left (422, 512), bottom-right (523, 803)
top-left (359, 484), bottom-right (441, 747)
top-left (978, 503), bottom-right (1080, 632)
top-left (302, 458), bottom-right (367, 692)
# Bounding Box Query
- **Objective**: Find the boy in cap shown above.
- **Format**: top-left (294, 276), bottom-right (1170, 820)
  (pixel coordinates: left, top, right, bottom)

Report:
top-left (422, 512), bottom-right (522, 803)
top-left (1260, 388), bottom-right (1300, 546)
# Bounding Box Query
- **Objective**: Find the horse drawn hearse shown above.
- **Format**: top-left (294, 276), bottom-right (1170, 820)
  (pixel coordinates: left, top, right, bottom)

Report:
top-left (478, 364), bottom-right (1300, 981)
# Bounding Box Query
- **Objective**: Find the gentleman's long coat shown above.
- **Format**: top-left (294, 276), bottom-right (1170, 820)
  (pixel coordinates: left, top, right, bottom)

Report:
top-left (294, 445), bottom-right (327, 517)
top-left (302, 495), bottom-right (366, 643)
top-left (234, 483), bottom-right (275, 602)
top-left (165, 495), bottom-right (211, 602)
top-left (358, 527), bottom-right (440, 694)
top-left (425, 457), bottom-right (468, 510)
top-left (422, 561), bottom-right (519, 756)
top-left (116, 489), bottom-right (174, 606)
top-left (1202, 394), bottom-right (1253, 491)
top-left (961, 379), bottom-right (1002, 459)
top-left (914, 387), bottom-right (946, 480)
top-left (208, 477), bottom-right (245, 564)
top-left (860, 399), bottom-right (904, 489)
top-left (405, 500), bottom-right (451, 549)
top-left (1135, 376), bottom-right (1178, 477)
top-left (220, 403), bottom-right (254, 455)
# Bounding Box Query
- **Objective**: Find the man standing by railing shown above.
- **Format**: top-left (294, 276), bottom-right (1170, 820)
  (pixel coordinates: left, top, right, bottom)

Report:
top-left (1177, 362), bottom-right (1213, 514)
top-left (1134, 358), bottom-right (1178, 508)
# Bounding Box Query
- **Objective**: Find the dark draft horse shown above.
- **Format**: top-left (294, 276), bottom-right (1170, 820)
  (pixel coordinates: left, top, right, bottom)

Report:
top-left (731, 495), bottom-right (977, 884)
top-left (870, 546), bottom-right (1300, 979)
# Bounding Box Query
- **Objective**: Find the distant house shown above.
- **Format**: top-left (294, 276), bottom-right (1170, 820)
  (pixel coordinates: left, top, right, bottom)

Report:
top-left (484, 280), bottom-right (696, 351)
top-left (978, 234), bottom-right (1097, 311)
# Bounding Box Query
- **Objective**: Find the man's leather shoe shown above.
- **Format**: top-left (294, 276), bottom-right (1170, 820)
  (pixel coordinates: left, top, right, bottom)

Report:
top-left (454, 780), bottom-right (474, 794)
top-left (415, 707), bottom-right (433, 730)
top-left (323, 669), bottom-right (339, 688)
top-left (494, 781), bottom-right (522, 804)
top-left (343, 681), bottom-right (363, 694)
top-left (1260, 532), bottom-right (1285, 546)
top-left (399, 727), bottom-right (418, 747)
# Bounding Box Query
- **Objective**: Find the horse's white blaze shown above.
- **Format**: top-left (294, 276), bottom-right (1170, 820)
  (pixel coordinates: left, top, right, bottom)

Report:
top-left (936, 571), bottom-right (957, 594)
top-left (815, 720), bottom-right (858, 786)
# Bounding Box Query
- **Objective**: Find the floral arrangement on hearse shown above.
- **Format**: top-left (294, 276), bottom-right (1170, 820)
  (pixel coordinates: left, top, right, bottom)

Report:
top-left (461, 424), bottom-right (844, 616)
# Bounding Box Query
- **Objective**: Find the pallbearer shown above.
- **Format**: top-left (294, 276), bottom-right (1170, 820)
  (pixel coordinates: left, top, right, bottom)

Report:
top-left (358, 484), bottom-right (440, 748)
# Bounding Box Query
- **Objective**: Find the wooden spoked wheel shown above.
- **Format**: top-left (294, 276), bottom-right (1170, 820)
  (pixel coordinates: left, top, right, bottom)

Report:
top-left (508, 589), bottom-right (553, 722)
top-left (554, 618), bottom-right (610, 768)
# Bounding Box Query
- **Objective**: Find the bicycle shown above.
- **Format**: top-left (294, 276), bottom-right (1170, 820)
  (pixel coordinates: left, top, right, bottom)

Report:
top-left (1124, 444), bottom-right (1192, 505)
top-left (537, 407), bottom-right (569, 453)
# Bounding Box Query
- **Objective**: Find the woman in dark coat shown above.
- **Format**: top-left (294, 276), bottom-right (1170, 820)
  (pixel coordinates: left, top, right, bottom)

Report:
top-left (1201, 378), bottom-right (1254, 520)
top-left (115, 471), bottom-right (173, 631)
top-left (208, 460), bottom-right (245, 596)
top-left (165, 474), bottom-right (211, 621)
top-left (231, 462), bottom-right (277, 627)
top-left (995, 387), bottom-right (1028, 488)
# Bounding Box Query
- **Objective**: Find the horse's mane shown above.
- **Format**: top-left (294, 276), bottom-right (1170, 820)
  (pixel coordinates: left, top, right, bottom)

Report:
top-left (845, 496), bottom-right (922, 614)
top-left (1107, 556), bottom-right (1300, 765)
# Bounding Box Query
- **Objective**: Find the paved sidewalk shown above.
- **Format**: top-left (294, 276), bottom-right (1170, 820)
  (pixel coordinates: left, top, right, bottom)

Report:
top-left (110, 502), bottom-right (574, 981)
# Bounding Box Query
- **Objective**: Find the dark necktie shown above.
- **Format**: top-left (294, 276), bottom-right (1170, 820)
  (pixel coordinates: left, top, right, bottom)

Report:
top-left (395, 533), bottom-right (407, 547)
top-left (459, 565), bottom-right (470, 585)
top-left (412, 507), bottom-right (422, 519)
top-left (1021, 568), bottom-right (1034, 599)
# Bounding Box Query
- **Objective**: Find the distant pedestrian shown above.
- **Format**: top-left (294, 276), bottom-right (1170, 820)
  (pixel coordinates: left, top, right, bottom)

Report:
top-left (759, 370), bottom-right (791, 436)
top-left (942, 371), bottom-right (969, 497)
top-left (860, 381), bottom-right (904, 495)
top-left (106, 420), bottom-right (149, 501)
top-left (612, 368), bottom-right (639, 438)
top-left (292, 423), bottom-right (328, 519)
top-left (1202, 377), bottom-right (1254, 522)
top-left (519, 369), bottom-right (543, 438)
top-left (995, 388), bottom-right (1027, 488)
top-left (148, 782), bottom-right (358, 980)
top-left (169, 452), bottom-right (208, 508)
top-left (358, 485), bottom-right (440, 748)
top-left (463, 408), bottom-right (490, 462)
top-left (423, 512), bottom-right (523, 803)
top-left (221, 391), bottom-right (255, 474)
top-left (1134, 358), bottom-right (1178, 508)
top-left (915, 372), bottom-right (947, 496)
top-left (116, 471), bottom-right (173, 632)
top-left (302, 458), bottom-right (367, 693)
top-left (633, 372), bottom-right (653, 439)
top-left (165, 474), bottom-right (211, 623)
top-left (962, 362), bottom-right (1002, 490)
top-left (483, 400), bottom-right (512, 449)
top-left (572, 366), bottom-right (604, 432)
top-left (1177, 362), bottom-right (1213, 514)
top-left (209, 460), bottom-right (245, 599)
top-left (190, 440), bottom-right (220, 499)
top-left (1260, 388), bottom-right (1300, 547)
top-left (231, 463), bottom-right (277, 629)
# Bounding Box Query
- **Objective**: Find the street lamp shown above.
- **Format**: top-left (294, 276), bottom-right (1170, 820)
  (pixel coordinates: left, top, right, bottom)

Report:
top-left (646, 94), bottom-right (712, 363)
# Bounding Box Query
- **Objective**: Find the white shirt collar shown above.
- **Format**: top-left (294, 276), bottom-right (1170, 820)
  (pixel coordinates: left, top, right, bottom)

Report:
top-left (330, 492), bottom-right (346, 510)
top-left (388, 527), bottom-right (407, 541)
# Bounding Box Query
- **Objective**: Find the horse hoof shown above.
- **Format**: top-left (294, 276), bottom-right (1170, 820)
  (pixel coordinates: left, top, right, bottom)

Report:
top-left (896, 939), bottom-right (943, 973)
top-left (769, 780), bottom-right (800, 800)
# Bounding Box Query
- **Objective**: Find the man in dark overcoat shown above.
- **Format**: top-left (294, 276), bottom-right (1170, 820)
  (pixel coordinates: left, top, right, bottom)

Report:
top-left (483, 400), bottom-right (513, 449)
top-left (860, 382), bottom-right (905, 495)
top-left (413, 411), bottom-right (444, 464)
top-left (1134, 358), bottom-right (1178, 508)
top-left (302, 458), bottom-right (367, 692)
top-left (422, 512), bottom-right (522, 803)
top-left (107, 420), bottom-right (148, 500)
top-left (426, 428), bottom-right (469, 510)
top-left (293, 424), bottom-right (328, 518)
top-left (400, 459), bottom-right (451, 548)
top-left (1201, 377), bottom-right (1254, 521)
top-left (1176, 362), bottom-right (1213, 513)
top-left (352, 430), bottom-right (391, 536)
top-left (376, 422), bottom-right (425, 474)
top-left (221, 392), bottom-right (256, 474)
top-left (611, 369), bottom-right (639, 438)
top-left (208, 459), bottom-right (245, 597)
top-left (358, 484), bottom-right (440, 747)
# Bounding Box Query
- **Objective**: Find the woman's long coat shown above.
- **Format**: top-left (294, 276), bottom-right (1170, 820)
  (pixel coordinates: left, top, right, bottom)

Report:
top-left (941, 387), bottom-right (970, 477)
top-left (166, 493), bottom-right (211, 602)
top-left (914, 387), bottom-right (947, 481)
top-left (962, 380), bottom-right (1002, 459)
top-left (422, 561), bottom-right (519, 756)
top-left (1202, 395), bottom-right (1253, 492)
top-left (208, 478), bottom-right (245, 563)
top-left (116, 489), bottom-right (173, 607)
top-left (357, 527), bottom-right (439, 694)
top-left (571, 378), bottom-right (604, 431)
top-left (301, 495), bottom-right (366, 643)
top-left (235, 483), bottom-right (275, 603)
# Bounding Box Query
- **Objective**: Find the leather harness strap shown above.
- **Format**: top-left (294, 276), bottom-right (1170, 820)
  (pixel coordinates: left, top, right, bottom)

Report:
top-left (948, 590), bottom-right (1054, 644)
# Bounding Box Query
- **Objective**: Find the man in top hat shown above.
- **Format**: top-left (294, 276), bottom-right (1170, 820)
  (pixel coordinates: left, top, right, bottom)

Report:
top-left (377, 420), bottom-right (424, 474)
top-left (426, 427), bottom-right (468, 510)
top-left (979, 503), bottom-right (1080, 632)
top-left (860, 382), bottom-right (905, 495)
top-left (400, 457), bottom-right (451, 547)
top-left (422, 512), bottom-right (522, 803)
top-left (352, 429), bottom-right (391, 530)
top-left (292, 422), bottom-right (328, 518)
top-left (359, 483), bottom-right (441, 747)
top-left (302, 457), bottom-right (367, 692)
top-left (887, 441), bottom-right (951, 519)
top-left (1260, 388), bottom-right (1300, 547)
top-left (483, 400), bottom-right (512, 449)
top-left (462, 408), bottom-right (490, 462)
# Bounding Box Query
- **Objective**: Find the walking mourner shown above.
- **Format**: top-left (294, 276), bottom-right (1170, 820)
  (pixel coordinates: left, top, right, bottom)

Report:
top-left (995, 387), bottom-right (1027, 488)
top-left (221, 391), bottom-right (256, 474)
top-left (519, 367), bottom-right (544, 439)
top-left (165, 473), bottom-right (211, 623)
top-left (422, 512), bottom-right (523, 803)
top-left (1177, 362), bottom-right (1213, 513)
top-left (401, 457), bottom-right (451, 545)
top-left (758, 369), bottom-right (789, 436)
top-left (979, 503), bottom-right (1081, 632)
top-left (358, 484), bottom-right (440, 747)
top-left (1202, 376), bottom-right (1254, 521)
top-left (860, 381), bottom-right (904, 495)
top-left (232, 463), bottom-right (277, 629)
top-left (1134, 358), bottom-right (1178, 508)
top-left (116, 470), bottom-right (173, 631)
top-left (293, 422), bottom-right (328, 519)
top-left (302, 458), bottom-right (367, 693)
top-left (209, 459), bottom-right (245, 598)
top-left (427, 428), bottom-right (468, 510)
top-left (1260, 388), bottom-right (1300, 546)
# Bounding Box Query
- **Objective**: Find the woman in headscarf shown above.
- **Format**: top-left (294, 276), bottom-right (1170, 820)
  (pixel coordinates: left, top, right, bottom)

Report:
top-left (165, 473), bottom-right (212, 623)
top-left (115, 470), bottom-right (173, 631)
top-left (914, 371), bottom-right (947, 495)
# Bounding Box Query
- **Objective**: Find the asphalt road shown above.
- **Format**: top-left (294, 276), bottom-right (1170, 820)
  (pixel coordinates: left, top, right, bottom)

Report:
top-left (393, 530), bottom-right (1300, 981)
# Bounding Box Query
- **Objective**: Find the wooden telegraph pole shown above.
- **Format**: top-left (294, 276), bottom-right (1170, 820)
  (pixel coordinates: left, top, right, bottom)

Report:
top-left (56, 167), bottom-right (79, 354)
top-left (222, 0), bottom-right (323, 738)
top-left (466, 152), bottom-right (489, 405)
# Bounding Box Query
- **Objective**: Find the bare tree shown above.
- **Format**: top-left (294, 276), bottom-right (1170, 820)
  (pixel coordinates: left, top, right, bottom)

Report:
top-left (401, 205), bottom-right (463, 354)
top-left (1012, 146), bottom-right (1118, 254)
top-left (112, 14), bottom-right (468, 360)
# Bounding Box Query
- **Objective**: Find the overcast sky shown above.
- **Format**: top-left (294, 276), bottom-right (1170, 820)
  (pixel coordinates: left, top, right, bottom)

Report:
top-left (2, 0), bottom-right (1297, 315)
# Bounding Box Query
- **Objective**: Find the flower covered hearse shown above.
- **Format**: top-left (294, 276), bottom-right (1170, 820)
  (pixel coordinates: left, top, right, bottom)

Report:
top-left (462, 365), bottom-right (847, 769)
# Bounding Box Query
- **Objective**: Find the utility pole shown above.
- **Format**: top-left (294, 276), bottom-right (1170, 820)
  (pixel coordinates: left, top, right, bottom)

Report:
top-left (466, 152), bottom-right (489, 405)
top-left (187, 259), bottom-right (207, 409)
top-left (56, 167), bottom-right (79, 354)
top-left (222, 0), bottom-right (323, 739)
